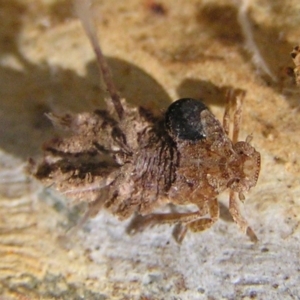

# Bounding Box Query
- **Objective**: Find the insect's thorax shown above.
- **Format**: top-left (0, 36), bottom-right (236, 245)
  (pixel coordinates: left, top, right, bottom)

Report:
top-left (167, 138), bottom-right (231, 204)
top-left (167, 136), bottom-right (260, 205)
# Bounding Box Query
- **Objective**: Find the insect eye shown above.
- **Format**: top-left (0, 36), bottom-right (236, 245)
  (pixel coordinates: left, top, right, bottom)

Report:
top-left (165, 98), bottom-right (208, 141)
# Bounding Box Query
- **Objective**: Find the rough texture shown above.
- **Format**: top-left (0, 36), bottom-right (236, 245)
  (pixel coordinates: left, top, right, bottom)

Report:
top-left (1, 0), bottom-right (300, 299)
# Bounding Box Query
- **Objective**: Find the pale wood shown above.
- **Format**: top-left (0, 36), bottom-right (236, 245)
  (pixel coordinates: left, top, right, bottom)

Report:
top-left (1, 0), bottom-right (300, 299)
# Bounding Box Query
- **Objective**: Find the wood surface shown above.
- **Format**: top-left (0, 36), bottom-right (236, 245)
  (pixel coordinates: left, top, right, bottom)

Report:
top-left (1, 0), bottom-right (300, 299)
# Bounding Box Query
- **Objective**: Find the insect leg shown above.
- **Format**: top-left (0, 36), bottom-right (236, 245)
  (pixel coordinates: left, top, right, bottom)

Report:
top-left (74, 0), bottom-right (124, 119)
top-left (223, 90), bottom-right (232, 136)
top-left (186, 198), bottom-right (219, 233)
top-left (127, 202), bottom-right (210, 243)
top-left (66, 189), bottom-right (109, 236)
top-left (232, 91), bottom-right (245, 143)
top-left (223, 89), bottom-right (245, 143)
top-left (172, 223), bottom-right (188, 244)
top-left (229, 190), bottom-right (258, 242)
top-left (127, 211), bottom-right (203, 233)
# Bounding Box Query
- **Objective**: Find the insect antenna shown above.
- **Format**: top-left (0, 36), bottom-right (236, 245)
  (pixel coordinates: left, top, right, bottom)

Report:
top-left (74, 0), bottom-right (124, 119)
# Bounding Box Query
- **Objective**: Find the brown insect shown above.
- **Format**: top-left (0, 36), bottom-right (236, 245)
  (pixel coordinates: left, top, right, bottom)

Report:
top-left (30, 1), bottom-right (261, 243)
top-left (291, 45), bottom-right (300, 86)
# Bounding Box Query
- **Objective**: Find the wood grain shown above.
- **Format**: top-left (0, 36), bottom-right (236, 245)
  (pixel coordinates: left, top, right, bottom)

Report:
top-left (1, 0), bottom-right (300, 299)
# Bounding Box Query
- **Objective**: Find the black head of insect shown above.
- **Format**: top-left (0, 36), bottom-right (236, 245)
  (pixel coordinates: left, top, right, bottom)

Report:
top-left (165, 98), bottom-right (208, 141)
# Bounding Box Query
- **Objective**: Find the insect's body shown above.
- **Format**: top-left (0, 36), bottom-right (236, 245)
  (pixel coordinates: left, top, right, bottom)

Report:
top-left (31, 0), bottom-right (261, 242)
top-left (33, 96), bottom-right (260, 242)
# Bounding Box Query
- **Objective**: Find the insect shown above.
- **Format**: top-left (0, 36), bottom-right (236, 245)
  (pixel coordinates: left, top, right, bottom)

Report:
top-left (291, 45), bottom-right (300, 86)
top-left (30, 0), bottom-right (261, 243)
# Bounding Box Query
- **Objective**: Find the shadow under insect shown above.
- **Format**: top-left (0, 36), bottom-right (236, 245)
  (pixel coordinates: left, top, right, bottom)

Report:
top-left (0, 52), bottom-right (171, 159)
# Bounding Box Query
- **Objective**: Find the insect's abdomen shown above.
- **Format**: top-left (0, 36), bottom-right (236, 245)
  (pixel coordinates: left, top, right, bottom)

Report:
top-left (107, 123), bottom-right (179, 218)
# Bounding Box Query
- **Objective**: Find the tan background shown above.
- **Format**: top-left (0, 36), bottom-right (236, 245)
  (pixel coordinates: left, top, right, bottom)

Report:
top-left (1, 0), bottom-right (300, 299)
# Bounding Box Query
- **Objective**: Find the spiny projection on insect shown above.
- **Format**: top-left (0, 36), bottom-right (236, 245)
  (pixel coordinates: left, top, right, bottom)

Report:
top-left (30, 0), bottom-right (261, 243)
